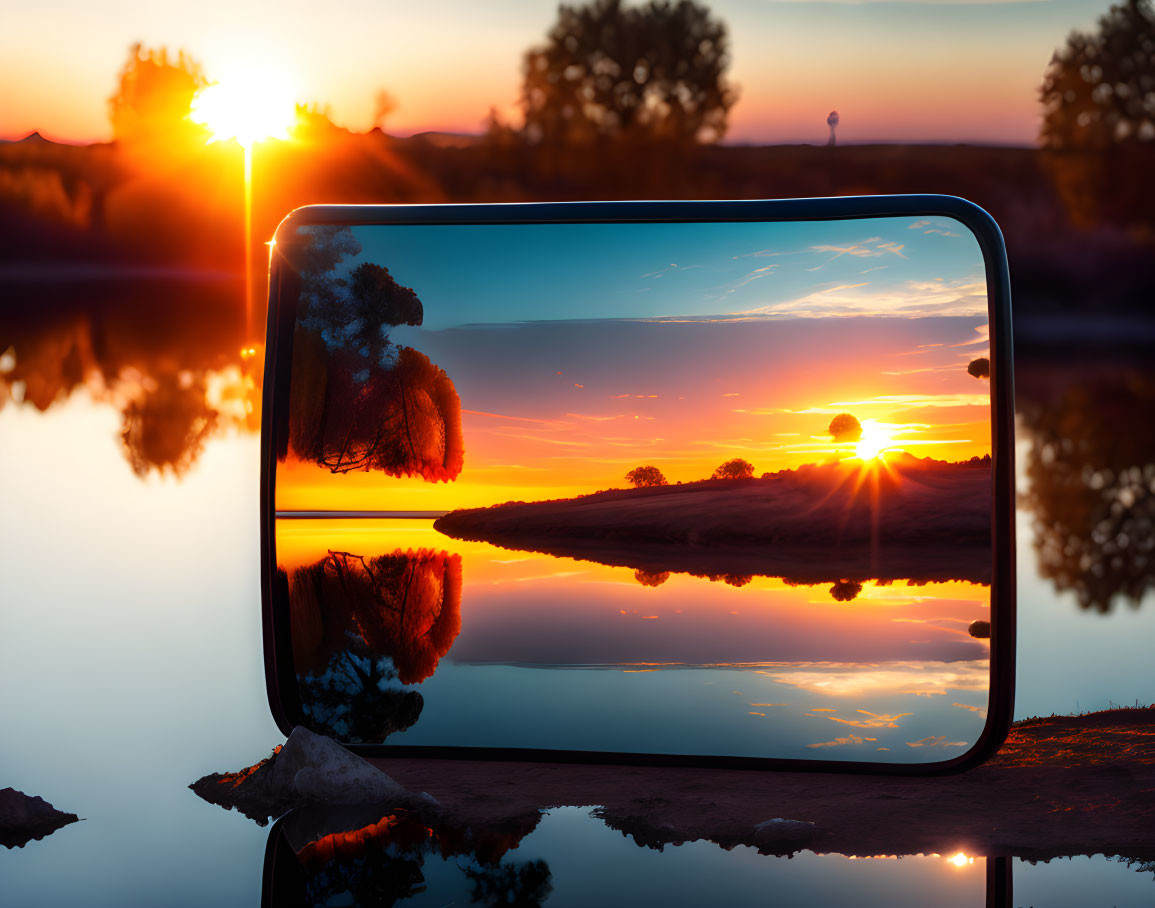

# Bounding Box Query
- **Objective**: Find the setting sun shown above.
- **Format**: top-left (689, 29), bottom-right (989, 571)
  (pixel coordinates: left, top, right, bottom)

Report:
top-left (855, 420), bottom-right (898, 461)
top-left (189, 68), bottom-right (296, 147)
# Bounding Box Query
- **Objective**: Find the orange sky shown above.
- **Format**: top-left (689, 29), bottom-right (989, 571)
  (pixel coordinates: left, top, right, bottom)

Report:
top-left (275, 338), bottom-right (991, 512)
top-left (0, 0), bottom-right (1104, 145)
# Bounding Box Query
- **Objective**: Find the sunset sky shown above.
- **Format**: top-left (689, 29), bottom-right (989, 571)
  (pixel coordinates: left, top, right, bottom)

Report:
top-left (1, 0), bottom-right (1109, 145)
top-left (277, 216), bottom-right (991, 511)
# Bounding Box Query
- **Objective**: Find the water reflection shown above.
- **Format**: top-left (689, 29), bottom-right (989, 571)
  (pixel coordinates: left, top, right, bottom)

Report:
top-left (286, 547), bottom-right (462, 743)
top-left (1019, 371), bottom-right (1155, 612)
top-left (277, 519), bottom-right (991, 761)
top-left (263, 806), bottom-right (1001, 907)
top-left (265, 806), bottom-right (550, 907)
top-left (0, 280), bottom-right (259, 477)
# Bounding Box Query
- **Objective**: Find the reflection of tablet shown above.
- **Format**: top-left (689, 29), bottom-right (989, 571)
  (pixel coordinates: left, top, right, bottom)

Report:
top-left (261, 197), bottom-right (1014, 773)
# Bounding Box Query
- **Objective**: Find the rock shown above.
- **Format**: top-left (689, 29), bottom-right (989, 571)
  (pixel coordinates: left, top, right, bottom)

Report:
top-left (0, 788), bottom-right (80, 848)
top-left (191, 727), bottom-right (416, 824)
top-left (271, 727), bottom-right (411, 805)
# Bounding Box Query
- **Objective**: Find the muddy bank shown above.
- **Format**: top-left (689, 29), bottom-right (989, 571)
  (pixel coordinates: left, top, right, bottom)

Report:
top-left (371, 707), bottom-right (1155, 861)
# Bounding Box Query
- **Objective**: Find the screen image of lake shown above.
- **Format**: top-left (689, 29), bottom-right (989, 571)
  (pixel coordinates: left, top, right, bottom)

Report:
top-left (276, 517), bottom-right (990, 761)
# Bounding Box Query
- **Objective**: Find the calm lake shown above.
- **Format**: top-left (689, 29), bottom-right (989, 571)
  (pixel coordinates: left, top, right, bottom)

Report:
top-left (2, 292), bottom-right (1153, 903)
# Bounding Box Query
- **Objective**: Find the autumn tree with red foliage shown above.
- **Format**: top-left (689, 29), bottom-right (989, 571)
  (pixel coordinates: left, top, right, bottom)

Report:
top-left (283, 226), bottom-right (464, 482)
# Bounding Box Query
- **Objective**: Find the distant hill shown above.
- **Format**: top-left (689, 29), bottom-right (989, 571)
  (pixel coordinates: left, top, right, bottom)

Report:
top-left (435, 455), bottom-right (992, 585)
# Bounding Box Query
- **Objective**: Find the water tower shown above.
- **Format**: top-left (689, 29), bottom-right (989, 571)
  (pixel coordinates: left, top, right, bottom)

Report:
top-left (827, 110), bottom-right (839, 146)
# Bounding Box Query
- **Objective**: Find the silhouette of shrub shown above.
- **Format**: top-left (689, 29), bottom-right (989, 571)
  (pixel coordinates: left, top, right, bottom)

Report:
top-left (828, 413), bottom-right (863, 442)
top-left (711, 458), bottom-right (754, 480)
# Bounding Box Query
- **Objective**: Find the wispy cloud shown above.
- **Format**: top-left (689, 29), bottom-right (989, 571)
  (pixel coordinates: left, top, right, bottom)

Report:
top-left (825, 709), bottom-right (913, 729)
top-left (736, 276), bottom-right (986, 319)
top-left (726, 263), bottom-right (781, 292)
top-left (906, 736), bottom-right (968, 748)
top-left (762, 660), bottom-right (989, 697)
top-left (810, 237), bottom-right (908, 267)
top-left (807, 734), bottom-right (878, 748)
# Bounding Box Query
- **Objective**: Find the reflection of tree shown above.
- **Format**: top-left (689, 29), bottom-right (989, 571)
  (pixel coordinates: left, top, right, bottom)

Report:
top-left (520, 0), bottom-right (737, 147)
top-left (1, 280), bottom-right (257, 479)
top-left (464, 860), bottom-right (553, 906)
top-left (1021, 374), bottom-right (1155, 611)
top-left (289, 549), bottom-right (463, 685)
top-left (298, 652), bottom-right (424, 743)
top-left (120, 371), bottom-right (218, 477)
top-left (703, 573), bottom-right (752, 587)
top-left (1040, 0), bottom-right (1155, 232)
top-left (634, 568), bottom-right (670, 586)
top-left (829, 580), bottom-right (863, 602)
top-left (292, 810), bottom-right (552, 908)
top-left (284, 226), bottom-right (464, 481)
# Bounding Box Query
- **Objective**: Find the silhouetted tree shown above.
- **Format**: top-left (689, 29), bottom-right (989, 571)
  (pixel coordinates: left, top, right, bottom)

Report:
top-left (711, 457), bottom-right (754, 479)
top-left (968, 619), bottom-right (991, 639)
top-left (347, 263), bottom-right (424, 361)
top-left (520, 0), bottom-right (737, 147)
top-left (1040, 0), bottom-right (1155, 231)
top-left (284, 226), bottom-right (464, 481)
top-left (108, 44), bottom-right (209, 145)
top-left (828, 412), bottom-right (863, 442)
top-left (625, 464), bottom-right (668, 487)
top-left (967, 357), bottom-right (990, 379)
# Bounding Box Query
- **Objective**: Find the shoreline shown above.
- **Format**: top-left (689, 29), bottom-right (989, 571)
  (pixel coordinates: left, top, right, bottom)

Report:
top-left (371, 706), bottom-right (1155, 861)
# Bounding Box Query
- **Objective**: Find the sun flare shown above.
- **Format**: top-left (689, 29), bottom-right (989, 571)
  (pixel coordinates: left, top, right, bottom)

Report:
top-left (854, 420), bottom-right (898, 461)
top-left (190, 68), bottom-right (296, 147)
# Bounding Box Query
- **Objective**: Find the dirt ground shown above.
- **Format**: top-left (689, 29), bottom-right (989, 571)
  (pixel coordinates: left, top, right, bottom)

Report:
top-left (370, 707), bottom-right (1155, 860)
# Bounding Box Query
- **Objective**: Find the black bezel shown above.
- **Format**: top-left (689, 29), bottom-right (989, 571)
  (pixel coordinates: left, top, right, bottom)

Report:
top-left (260, 197), bottom-right (1015, 775)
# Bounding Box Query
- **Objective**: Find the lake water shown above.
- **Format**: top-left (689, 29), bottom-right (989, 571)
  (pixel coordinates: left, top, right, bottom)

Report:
top-left (1, 326), bottom-right (1153, 903)
top-left (278, 517), bottom-right (991, 761)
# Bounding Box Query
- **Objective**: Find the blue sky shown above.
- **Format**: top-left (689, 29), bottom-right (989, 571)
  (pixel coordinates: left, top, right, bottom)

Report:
top-left (344, 215), bottom-right (987, 329)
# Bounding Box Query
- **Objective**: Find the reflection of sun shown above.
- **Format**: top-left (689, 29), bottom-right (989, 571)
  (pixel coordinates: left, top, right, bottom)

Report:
top-left (190, 68), bottom-right (296, 147)
top-left (855, 420), bottom-right (897, 461)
